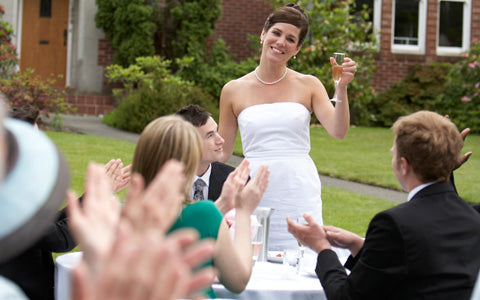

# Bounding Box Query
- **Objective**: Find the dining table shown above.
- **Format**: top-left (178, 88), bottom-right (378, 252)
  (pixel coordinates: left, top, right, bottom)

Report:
top-left (55, 248), bottom-right (349, 300)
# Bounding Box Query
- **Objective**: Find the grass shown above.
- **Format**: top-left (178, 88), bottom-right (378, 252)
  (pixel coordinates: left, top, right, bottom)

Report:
top-left (47, 125), bottom-right (479, 239)
top-left (234, 125), bottom-right (479, 204)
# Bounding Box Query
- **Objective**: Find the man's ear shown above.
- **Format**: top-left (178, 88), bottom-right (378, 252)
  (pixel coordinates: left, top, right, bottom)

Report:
top-left (400, 157), bottom-right (410, 176)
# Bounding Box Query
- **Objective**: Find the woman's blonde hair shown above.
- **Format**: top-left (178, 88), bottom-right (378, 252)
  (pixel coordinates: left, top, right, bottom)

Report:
top-left (132, 115), bottom-right (202, 203)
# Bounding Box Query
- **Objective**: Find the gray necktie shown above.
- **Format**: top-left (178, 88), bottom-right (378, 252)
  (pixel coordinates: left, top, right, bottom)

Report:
top-left (193, 179), bottom-right (206, 201)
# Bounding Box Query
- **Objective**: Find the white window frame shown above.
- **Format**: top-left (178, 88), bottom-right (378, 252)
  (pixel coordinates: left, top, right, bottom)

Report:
top-left (436, 0), bottom-right (471, 56)
top-left (373, 0), bottom-right (382, 48)
top-left (391, 0), bottom-right (427, 55)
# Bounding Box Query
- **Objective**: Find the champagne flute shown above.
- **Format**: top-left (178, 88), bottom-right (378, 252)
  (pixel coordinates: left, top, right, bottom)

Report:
top-left (295, 216), bottom-right (308, 274)
top-left (330, 52), bottom-right (345, 103)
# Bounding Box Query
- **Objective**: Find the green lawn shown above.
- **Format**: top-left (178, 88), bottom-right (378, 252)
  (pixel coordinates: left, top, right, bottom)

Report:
top-left (234, 125), bottom-right (479, 204)
top-left (47, 125), bottom-right (478, 238)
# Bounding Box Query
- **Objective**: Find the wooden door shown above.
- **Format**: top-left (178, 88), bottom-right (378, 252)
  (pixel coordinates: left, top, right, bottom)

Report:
top-left (20, 0), bottom-right (69, 86)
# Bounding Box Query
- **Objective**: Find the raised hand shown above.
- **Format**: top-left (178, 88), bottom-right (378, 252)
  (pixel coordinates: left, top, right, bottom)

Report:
top-left (215, 159), bottom-right (250, 215)
top-left (71, 227), bottom-right (216, 300)
top-left (104, 159), bottom-right (132, 193)
top-left (323, 225), bottom-right (364, 257)
top-left (67, 163), bottom-right (121, 273)
top-left (236, 165), bottom-right (269, 214)
top-left (287, 213), bottom-right (331, 253)
top-left (121, 160), bottom-right (186, 235)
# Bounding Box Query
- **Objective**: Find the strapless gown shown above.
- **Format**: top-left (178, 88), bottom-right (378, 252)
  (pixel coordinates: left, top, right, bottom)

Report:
top-left (238, 102), bottom-right (323, 251)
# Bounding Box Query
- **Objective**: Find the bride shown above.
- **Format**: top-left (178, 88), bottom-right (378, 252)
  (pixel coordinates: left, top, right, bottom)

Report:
top-left (218, 3), bottom-right (357, 250)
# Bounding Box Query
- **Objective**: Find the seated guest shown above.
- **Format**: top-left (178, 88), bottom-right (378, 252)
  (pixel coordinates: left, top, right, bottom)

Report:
top-left (176, 104), bottom-right (236, 214)
top-left (67, 162), bottom-right (217, 300)
top-left (287, 110), bottom-right (480, 300)
top-left (9, 105), bottom-right (39, 128)
top-left (131, 115), bottom-right (269, 297)
top-left (0, 98), bottom-right (216, 299)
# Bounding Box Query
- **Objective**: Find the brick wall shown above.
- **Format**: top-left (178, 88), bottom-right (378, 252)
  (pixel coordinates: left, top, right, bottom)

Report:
top-left (66, 94), bottom-right (114, 116)
top-left (209, 0), bottom-right (272, 61)
top-left (372, 0), bottom-right (479, 93)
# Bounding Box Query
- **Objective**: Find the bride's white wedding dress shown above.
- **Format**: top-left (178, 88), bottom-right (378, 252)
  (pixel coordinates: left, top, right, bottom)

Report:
top-left (238, 102), bottom-right (323, 251)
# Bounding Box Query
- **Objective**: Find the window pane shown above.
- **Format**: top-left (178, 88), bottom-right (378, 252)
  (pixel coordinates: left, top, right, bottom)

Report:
top-left (439, 2), bottom-right (463, 47)
top-left (394, 0), bottom-right (419, 45)
top-left (40, 0), bottom-right (52, 18)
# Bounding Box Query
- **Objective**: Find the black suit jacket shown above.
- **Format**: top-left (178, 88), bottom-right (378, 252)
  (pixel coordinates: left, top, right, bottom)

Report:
top-left (0, 208), bottom-right (76, 300)
top-left (315, 181), bottom-right (480, 300)
top-left (207, 162), bottom-right (236, 201)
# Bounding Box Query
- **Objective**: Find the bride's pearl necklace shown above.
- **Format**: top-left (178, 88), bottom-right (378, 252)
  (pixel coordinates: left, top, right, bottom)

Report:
top-left (254, 67), bottom-right (288, 85)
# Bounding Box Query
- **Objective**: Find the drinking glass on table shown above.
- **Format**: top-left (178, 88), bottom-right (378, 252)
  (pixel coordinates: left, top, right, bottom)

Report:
top-left (330, 52), bottom-right (345, 103)
top-left (252, 224), bottom-right (263, 264)
top-left (295, 216), bottom-right (308, 273)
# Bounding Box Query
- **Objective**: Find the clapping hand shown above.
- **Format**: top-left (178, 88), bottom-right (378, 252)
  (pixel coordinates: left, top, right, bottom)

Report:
top-left (323, 225), bottom-right (364, 257)
top-left (68, 160), bottom-right (216, 300)
top-left (104, 159), bottom-right (132, 193)
top-left (216, 159), bottom-right (251, 215)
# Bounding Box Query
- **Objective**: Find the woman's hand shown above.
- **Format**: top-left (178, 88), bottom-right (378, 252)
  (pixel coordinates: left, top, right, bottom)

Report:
top-left (331, 56), bottom-right (357, 87)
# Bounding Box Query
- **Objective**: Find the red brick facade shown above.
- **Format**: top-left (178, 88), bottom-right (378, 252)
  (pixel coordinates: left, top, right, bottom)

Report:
top-left (209, 0), bottom-right (272, 61)
top-left (372, 0), bottom-right (480, 93)
top-left (66, 94), bottom-right (114, 116)
top-left (78, 1), bottom-right (480, 115)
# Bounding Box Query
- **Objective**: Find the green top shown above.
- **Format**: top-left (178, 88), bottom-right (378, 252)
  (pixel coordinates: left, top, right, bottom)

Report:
top-left (168, 200), bottom-right (223, 299)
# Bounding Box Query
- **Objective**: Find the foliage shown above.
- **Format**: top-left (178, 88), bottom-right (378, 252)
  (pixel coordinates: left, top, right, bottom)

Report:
top-left (156, 0), bottom-right (222, 61)
top-left (95, 0), bottom-right (156, 66)
top-left (436, 39), bottom-right (480, 133)
top-left (103, 56), bottom-right (218, 132)
top-left (177, 39), bottom-right (258, 100)
top-left (0, 5), bottom-right (18, 78)
top-left (367, 62), bottom-right (451, 127)
top-left (0, 69), bottom-right (74, 116)
top-left (270, 0), bottom-right (378, 125)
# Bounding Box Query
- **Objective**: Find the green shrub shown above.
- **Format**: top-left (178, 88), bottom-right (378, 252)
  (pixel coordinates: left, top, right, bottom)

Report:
top-left (368, 62), bottom-right (452, 127)
top-left (436, 40), bottom-right (480, 133)
top-left (0, 69), bottom-right (74, 116)
top-left (103, 79), bottom-right (217, 133)
top-left (177, 39), bottom-right (258, 101)
top-left (95, 0), bottom-right (156, 66)
top-left (103, 56), bottom-right (218, 132)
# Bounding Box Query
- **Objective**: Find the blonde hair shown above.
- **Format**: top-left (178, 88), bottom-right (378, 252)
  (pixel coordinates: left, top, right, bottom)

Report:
top-left (132, 115), bottom-right (202, 203)
top-left (391, 111), bottom-right (463, 183)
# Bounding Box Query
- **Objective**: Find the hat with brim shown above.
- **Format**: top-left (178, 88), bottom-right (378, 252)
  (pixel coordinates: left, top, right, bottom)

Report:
top-left (0, 118), bottom-right (69, 264)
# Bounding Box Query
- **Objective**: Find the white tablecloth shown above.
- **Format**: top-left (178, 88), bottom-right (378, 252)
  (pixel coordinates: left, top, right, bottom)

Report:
top-left (55, 251), bottom-right (82, 300)
top-left (213, 261), bottom-right (325, 300)
top-left (55, 248), bottom-right (350, 300)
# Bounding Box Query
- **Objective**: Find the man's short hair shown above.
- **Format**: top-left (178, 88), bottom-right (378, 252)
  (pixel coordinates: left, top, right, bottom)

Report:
top-left (391, 110), bottom-right (463, 183)
top-left (175, 104), bottom-right (212, 127)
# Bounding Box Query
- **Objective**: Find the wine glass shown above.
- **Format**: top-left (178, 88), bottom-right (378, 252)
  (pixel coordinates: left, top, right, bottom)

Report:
top-left (251, 224), bottom-right (263, 264)
top-left (295, 216), bottom-right (308, 274)
top-left (330, 52), bottom-right (345, 103)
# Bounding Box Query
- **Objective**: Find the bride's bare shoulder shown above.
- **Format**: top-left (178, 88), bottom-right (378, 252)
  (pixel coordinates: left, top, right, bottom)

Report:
top-left (223, 72), bottom-right (256, 91)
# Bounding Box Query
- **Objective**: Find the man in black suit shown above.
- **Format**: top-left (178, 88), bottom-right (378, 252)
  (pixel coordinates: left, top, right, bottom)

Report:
top-left (176, 105), bottom-right (236, 214)
top-left (287, 110), bottom-right (480, 300)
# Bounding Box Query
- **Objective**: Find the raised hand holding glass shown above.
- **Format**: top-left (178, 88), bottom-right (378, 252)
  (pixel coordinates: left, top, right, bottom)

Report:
top-left (330, 52), bottom-right (345, 103)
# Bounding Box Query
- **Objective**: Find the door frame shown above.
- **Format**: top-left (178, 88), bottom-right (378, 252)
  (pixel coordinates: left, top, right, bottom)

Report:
top-left (16, 0), bottom-right (74, 86)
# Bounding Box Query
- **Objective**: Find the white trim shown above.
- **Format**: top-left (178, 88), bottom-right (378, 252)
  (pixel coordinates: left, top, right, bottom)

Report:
top-left (436, 0), bottom-right (471, 56)
top-left (16, 0), bottom-right (23, 71)
top-left (373, 0), bottom-right (382, 48)
top-left (66, 0), bottom-right (74, 86)
top-left (391, 0), bottom-right (427, 55)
